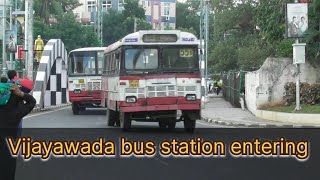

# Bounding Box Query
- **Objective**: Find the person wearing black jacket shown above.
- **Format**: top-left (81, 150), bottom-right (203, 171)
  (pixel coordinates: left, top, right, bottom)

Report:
top-left (0, 84), bottom-right (36, 180)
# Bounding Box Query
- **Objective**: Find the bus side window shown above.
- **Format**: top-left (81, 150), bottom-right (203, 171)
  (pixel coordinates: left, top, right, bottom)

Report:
top-left (113, 54), bottom-right (116, 74)
top-left (110, 54), bottom-right (113, 74)
top-left (107, 55), bottom-right (110, 75)
top-left (116, 52), bottom-right (120, 74)
top-left (103, 55), bottom-right (107, 74)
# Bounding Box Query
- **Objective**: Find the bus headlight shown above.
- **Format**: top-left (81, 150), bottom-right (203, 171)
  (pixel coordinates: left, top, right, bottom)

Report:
top-left (126, 96), bottom-right (137, 103)
top-left (74, 89), bottom-right (81, 94)
top-left (186, 94), bottom-right (196, 101)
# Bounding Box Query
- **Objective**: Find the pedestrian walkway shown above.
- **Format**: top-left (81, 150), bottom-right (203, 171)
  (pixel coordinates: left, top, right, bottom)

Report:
top-left (201, 94), bottom-right (320, 128)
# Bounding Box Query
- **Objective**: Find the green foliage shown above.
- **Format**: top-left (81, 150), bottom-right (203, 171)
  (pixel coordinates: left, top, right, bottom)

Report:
top-left (211, 74), bottom-right (221, 81)
top-left (209, 41), bottom-right (238, 72)
top-left (123, 0), bottom-right (145, 19)
top-left (176, 27), bottom-right (197, 36)
top-left (33, 14), bottom-right (99, 52)
top-left (273, 39), bottom-right (294, 57)
top-left (176, 1), bottom-right (200, 37)
top-left (237, 45), bottom-right (270, 71)
top-left (283, 82), bottom-right (320, 105)
top-left (102, 0), bottom-right (151, 46)
top-left (207, 0), bottom-right (320, 72)
top-left (32, 0), bottom-right (99, 51)
top-left (255, 0), bottom-right (292, 43)
top-left (301, 83), bottom-right (320, 104)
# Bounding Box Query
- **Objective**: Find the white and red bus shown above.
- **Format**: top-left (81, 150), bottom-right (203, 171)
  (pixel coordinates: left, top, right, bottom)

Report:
top-left (102, 30), bottom-right (201, 132)
top-left (68, 47), bottom-right (106, 115)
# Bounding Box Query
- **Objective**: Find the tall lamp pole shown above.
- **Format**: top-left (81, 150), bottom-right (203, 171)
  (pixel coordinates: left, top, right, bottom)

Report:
top-left (2, 0), bottom-right (7, 75)
top-left (26, 0), bottom-right (33, 79)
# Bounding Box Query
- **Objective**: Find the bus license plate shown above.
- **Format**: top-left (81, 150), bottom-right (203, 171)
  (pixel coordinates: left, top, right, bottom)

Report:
top-left (78, 79), bottom-right (85, 84)
top-left (129, 80), bottom-right (139, 88)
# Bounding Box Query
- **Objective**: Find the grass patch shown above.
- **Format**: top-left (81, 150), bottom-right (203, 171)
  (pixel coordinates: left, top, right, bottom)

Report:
top-left (264, 104), bottom-right (320, 113)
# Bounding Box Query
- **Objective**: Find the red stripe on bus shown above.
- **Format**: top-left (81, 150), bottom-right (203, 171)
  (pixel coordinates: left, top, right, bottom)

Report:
top-left (69, 91), bottom-right (102, 102)
top-left (118, 97), bottom-right (201, 107)
top-left (119, 104), bottom-right (201, 112)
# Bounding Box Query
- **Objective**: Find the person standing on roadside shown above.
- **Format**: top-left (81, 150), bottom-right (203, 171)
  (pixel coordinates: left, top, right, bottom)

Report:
top-left (0, 83), bottom-right (36, 180)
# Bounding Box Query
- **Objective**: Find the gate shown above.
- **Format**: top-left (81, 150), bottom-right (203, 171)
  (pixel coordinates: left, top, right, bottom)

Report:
top-left (222, 71), bottom-right (245, 108)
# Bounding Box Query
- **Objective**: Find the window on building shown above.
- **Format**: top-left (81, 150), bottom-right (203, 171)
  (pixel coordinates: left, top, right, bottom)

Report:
top-left (164, 2), bottom-right (170, 16)
top-left (102, 0), bottom-right (107, 11)
top-left (119, 0), bottom-right (124, 8)
top-left (88, 5), bottom-right (96, 12)
top-left (88, 0), bottom-right (96, 12)
top-left (107, 0), bottom-right (112, 9)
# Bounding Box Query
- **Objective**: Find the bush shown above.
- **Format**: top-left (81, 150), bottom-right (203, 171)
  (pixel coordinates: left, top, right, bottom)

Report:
top-left (283, 82), bottom-right (320, 105)
top-left (273, 39), bottom-right (294, 58)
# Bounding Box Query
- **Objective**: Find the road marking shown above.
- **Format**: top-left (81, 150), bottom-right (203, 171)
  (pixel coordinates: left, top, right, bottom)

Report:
top-left (24, 107), bottom-right (71, 119)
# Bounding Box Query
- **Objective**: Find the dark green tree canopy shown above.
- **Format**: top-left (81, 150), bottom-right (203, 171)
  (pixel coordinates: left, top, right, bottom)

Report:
top-left (102, 0), bottom-right (151, 46)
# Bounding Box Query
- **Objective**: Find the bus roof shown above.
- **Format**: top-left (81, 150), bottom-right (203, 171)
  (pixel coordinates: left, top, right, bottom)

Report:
top-left (69, 47), bottom-right (106, 53)
top-left (105, 30), bottom-right (198, 53)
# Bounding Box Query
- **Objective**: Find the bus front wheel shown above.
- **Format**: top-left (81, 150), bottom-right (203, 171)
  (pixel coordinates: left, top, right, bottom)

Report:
top-left (72, 103), bottom-right (80, 115)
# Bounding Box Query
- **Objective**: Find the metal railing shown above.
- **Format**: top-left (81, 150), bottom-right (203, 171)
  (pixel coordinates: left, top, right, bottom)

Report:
top-left (222, 71), bottom-right (245, 108)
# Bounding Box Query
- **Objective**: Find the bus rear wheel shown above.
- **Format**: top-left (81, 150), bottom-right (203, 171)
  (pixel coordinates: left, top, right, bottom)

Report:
top-left (106, 108), bottom-right (117, 126)
top-left (120, 112), bottom-right (131, 131)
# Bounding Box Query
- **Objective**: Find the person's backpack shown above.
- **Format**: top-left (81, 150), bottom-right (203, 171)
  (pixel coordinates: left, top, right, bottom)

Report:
top-left (0, 80), bottom-right (20, 106)
top-left (11, 76), bottom-right (33, 93)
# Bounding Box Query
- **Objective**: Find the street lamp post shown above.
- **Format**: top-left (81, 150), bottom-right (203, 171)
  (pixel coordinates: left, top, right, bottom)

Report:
top-left (2, 0), bottom-right (7, 75)
top-left (26, 0), bottom-right (33, 79)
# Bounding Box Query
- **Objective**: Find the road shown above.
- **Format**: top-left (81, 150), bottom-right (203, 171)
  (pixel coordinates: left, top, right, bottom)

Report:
top-left (13, 107), bottom-right (318, 180)
top-left (22, 107), bottom-right (228, 128)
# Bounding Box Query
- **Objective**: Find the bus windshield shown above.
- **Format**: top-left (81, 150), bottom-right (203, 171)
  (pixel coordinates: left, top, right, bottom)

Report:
top-left (125, 48), bottom-right (158, 70)
top-left (162, 47), bottom-right (198, 71)
top-left (69, 51), bottom-right (104, 76)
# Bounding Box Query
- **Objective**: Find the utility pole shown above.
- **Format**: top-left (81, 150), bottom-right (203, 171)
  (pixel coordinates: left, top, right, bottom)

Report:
top-left (205, 0), bottom-right (209, 94)
top-left (200, 0), bottom-right (209, 96)
top-left (2, 0), bottom-right (7, 75)
top-left (24, 0), bottom-right (28, 77)
top-left (199, 0), bottom-right (205, 106)
top-left (9, 5), bottom-right (12, 70)
top-left (294, 0), bottom-right (301, 111)
top-left (96, 0), bottom-right (102, 46)
top-left (26, 0), bottom-right (33, 79)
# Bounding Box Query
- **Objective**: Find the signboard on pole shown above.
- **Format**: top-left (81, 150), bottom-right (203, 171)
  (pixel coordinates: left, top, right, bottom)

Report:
top-left (293, 43), bottom-right (306, 64)
top-left (5, 30), bottom-right (17, 53)
top-left (286, 3), bottom-right (308, 38)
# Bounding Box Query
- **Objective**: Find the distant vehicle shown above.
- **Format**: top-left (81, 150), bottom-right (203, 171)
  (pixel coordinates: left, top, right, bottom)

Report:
top-left (101, 30), bottom-right (201, 132)
top-left (67, 47), bottom-right (106, 115)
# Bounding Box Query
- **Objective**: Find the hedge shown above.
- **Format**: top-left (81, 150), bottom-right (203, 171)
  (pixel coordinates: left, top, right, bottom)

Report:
top-left (283, 82), bottom-right (320, 105)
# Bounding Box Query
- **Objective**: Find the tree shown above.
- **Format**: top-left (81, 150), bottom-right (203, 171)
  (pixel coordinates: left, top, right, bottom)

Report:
top-left (123, 0), bottom-right (145, 19)
top-left (176, 1), bottom-right (200, 37)
top-left (33, 13), bottom-right (99, 51)
top-left (102, 0), bottom-right (151, 46)
top-left (102, 10), bottom-right (127, 46)
top-left (34, 0), bottom-right (81, 23)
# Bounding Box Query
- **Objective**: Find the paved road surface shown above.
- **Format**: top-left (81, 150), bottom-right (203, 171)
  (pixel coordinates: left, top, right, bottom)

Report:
top-left (13, 107), bottom-right (317, 180)
top-left (23, 107), bottom-right (229, 128)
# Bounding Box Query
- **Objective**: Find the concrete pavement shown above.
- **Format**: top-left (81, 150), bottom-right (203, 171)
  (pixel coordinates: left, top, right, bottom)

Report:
top-left (201, 94), bottom-right (320, 128)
